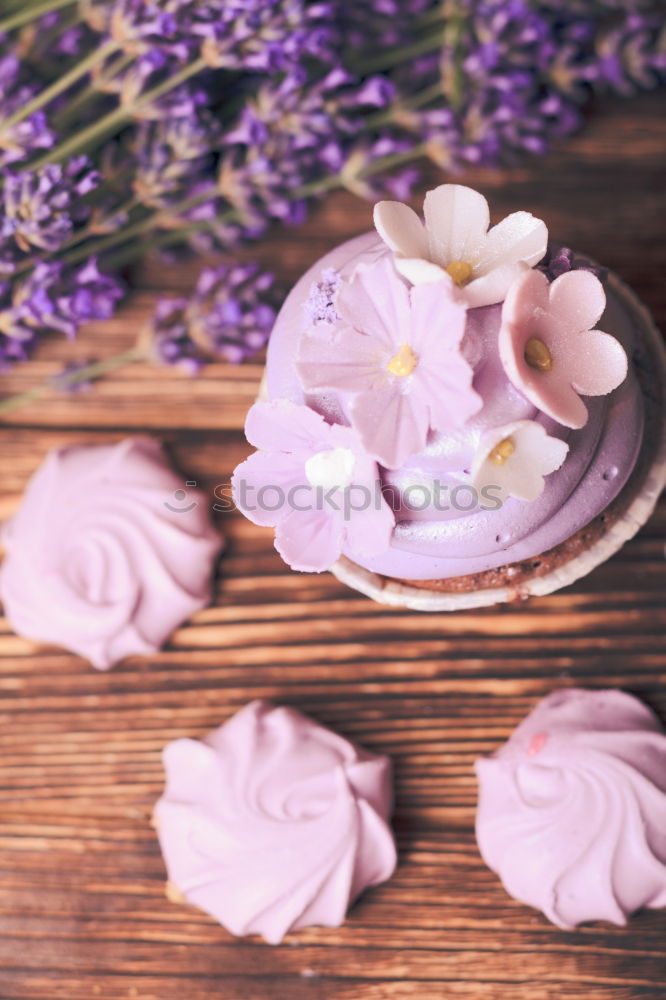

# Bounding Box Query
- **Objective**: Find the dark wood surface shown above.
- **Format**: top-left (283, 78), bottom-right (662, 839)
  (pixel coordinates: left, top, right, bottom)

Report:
top-left (0, 93), bottom-right (665, 1000)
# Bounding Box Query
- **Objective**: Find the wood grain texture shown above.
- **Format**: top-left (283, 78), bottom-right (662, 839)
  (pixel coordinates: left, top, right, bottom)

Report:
top-left (0, 92), bottom-right (665, 1000)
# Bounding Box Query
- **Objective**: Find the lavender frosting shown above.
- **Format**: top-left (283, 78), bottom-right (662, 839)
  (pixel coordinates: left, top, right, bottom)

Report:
top-left (266, 233), bottom-right (644, 580)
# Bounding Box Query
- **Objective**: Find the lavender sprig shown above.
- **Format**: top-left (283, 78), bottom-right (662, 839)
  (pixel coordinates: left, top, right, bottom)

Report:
top-left (0, 55), bottom-right (56, 168)
top-left (218, 69), bottom-right (397, 226)
top-left (1, 156), bottom-right (99, 264)
top-left (0, 257), bottom-right (122, 369)
top-left (0, 0), bottom-right (662, 394)
top-left (538, 245), bottom-right (608, 283)
top-left (145, 262), bottom-right (278, 371)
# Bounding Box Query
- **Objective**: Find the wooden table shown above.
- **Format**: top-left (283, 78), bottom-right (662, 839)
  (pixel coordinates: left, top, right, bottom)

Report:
top-left (1, 92), bottom-right (664, 1000)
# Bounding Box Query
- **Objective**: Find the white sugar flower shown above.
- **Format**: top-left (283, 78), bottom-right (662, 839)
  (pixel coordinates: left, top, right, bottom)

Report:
top-left (471, 420), bottom-right (569, 503)
top-left (374, 184), bottom-right (548, 308)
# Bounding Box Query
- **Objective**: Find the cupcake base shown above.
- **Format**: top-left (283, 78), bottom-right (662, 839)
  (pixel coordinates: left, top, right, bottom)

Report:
top-left (331, 270), bottom-right (666, 611)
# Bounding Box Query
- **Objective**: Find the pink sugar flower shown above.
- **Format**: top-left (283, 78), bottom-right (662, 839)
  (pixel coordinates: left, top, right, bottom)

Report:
top-left (296, 258), bottom-right (481, 469)
top-left (499, 268), bottom-right (628, 429)
top-left (231, 399), bottom-right (394, 572)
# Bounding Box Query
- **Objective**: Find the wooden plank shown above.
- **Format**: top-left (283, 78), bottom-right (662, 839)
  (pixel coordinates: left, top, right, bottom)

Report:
top-left (0, 91), bottom-right (665, 1000)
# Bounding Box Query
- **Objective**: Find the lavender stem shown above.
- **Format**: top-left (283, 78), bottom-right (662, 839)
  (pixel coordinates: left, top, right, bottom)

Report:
top-left (0, 40), bottom-right (118, 133)
top-left (0, 347), bottom-right (145, 416)
top-left (0, 0), bottom-right (76, 34)
top-left (29, 57), bottom-right (207, 170)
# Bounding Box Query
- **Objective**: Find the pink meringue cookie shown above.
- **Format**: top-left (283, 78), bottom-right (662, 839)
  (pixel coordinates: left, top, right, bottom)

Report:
top-left (475, 688), bottom-right (666, 928)
top-left (0, 437), bottom-right (222, 670)
top-left (153, 700), bottom-right (397, 943)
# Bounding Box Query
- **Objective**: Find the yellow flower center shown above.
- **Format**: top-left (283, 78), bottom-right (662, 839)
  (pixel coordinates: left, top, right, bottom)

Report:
top-left (524, 337), bottom-right (553, 372)
top-left (489, 437), bottom-right (516, 466)
top-left (445, 260), bottom-right (473, 285)
top-left (387, 343), bottom-right (418, 377)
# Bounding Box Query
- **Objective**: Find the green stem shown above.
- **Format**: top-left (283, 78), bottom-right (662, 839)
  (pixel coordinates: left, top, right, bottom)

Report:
top-left (53, 52), bottom-right (136, 131)
top-left (60, 194), bottom-right (142, 257)
top-left (30, 104), bottom-right (130, 170)
top-left (71, 130), bottom-right (432, 270)
top-left (350, 28), bottom-right (447, 75)
top-left (12, 192), bottom-right (140, 279)
top-left (415, 3), bottom-right (448, 26)
top-left (0, 347), bottom-right (145, 417)
top-left (105, 140), bottom-right (431, 267)
top-left (137, 56), bottom-right (207, 106)
top-left (64, 207), bottom-right (168, 267)
top-left (360, 142), bottom-right (430, 179)
top-left (347, 2), bottom-right (468, 85)
top-left (59, 81), bottom-right (442, 270)
top-left (365, 81), bottom-right (447, 131)
top-left (0, 0), bottom-right (76, 33)
top-left (0, 40), bottom-right (118, 133)
top-left (30, 56), bottom-right (207, 169)
top-left (26, 4), bottom-right (78, 57)
top-left (443, 4), bottom-right (466, 110)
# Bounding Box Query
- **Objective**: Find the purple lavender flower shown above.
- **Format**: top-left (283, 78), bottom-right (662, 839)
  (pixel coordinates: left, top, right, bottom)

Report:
top-left (584, 12), bottom-right (666, 95)
top-left (0, 0), bottom-right (663, 384)
top-left (338, 136), bottom-right (421, 201)
top-left (106, 45), bottom-right (210, 121)
top-left (188, 263), bottom-right (277, 362)
top-left (0, 258), bottom-right (123, 369)
top-left (0, 56), bottom-right (55, 169)
top-left (538, 245), bottom-right (608, 284)
top-left (82, 0), bottom-right (195, 62)
top-left (132, 112), bottom-right (219, 206)
top-left (60, 257), bottom-right (124, 327)
top-left (53, 24), bottom-right (92, 56)
top-left (147, 262), bottom-right (278, 369)
top-left (1, 157), bottom-right (100, 259)
top-left (219, 69), bottom-right (397, 223)
top-left (193, 0), bottom-right (336, 72)
top-left (402, 0), bottom-right (666, 169)
top-left (143, 297), bottom-right (204, 374)
top-left (84, 0), bottom-right (336, 72)
top-left (338, 0), bottom-right (437, 53)
top-left (444, 0), bottom-right (582, 165)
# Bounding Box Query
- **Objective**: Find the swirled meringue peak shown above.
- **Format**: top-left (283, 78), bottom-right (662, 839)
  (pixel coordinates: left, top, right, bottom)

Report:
top-left (0, 437), bottom-right (222, 670)
top-left (475, 688), bottom-right (666, 928)
top-left (153, 700), bottom-right (397, 943)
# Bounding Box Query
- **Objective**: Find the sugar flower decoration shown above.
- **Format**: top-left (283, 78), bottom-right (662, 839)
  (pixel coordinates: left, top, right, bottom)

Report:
top-left (231, 400), bottom-right (394, 572)
top-left (374, 184), bottom-right (548, 308)
top-left (296, 258), bottom-right (481, 469)
top-left (471, 420), bottom-right (569, 502)
top-left (498, 268), bottom-right (628, 429)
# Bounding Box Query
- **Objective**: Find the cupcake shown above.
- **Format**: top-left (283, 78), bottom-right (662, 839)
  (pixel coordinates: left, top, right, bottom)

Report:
top-left (475, 688), bottom-right (666, 928)
top-left (153, 700), bottom-right (396, 943)
top-left (233, 184), bottom-right (665, 610)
